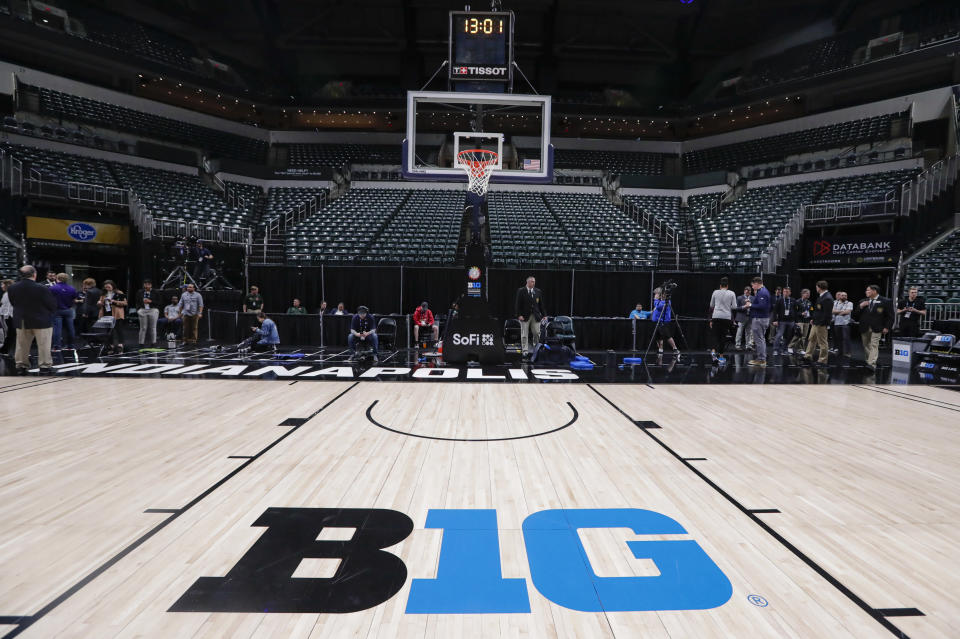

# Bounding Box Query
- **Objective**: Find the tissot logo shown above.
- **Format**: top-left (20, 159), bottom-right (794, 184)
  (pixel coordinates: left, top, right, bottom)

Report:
top-left (453, 65), bottom-right (508, 77)
top-left (813, 240), bottom-right (831, 257)
top-left (169, 507), bottom-right (732, 615)
top-left (451, 332), bottom-right (495, 346)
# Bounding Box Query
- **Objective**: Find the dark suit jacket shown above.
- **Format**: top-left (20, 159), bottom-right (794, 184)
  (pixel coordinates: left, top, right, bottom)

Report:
top-left (773, 297), bottom-right (799, 322)
top-left (8, 279), bottom-right (57, 330)
top-left (858, 296), bottom-right (894, 333)
top-left (811, 291), bottom-right (835, 326)
top-left (515, 286), bottom-right (545, 321)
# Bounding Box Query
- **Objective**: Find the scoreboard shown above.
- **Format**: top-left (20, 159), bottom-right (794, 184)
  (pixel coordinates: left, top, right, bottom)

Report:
top-left (448, 11), bottom-right (514, 83)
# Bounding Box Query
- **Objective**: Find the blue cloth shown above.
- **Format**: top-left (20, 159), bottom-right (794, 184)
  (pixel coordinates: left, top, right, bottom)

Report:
top-left (651, 299), bottom-right (672, 323)
top-left (749, 286), bottom-right (772, 319)
top-left (255, 318), bottom-right (280, 344)
top-left (629, 309), bottom-right (643, 319)
top-left (49, 282), bottom-right (78, 311)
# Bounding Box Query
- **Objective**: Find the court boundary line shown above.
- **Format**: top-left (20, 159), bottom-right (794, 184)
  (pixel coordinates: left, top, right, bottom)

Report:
top-left (366, 399), bottom-right (578, 442)
top-left (851, 385), bottom-right (960, 412)
top-left (0, 378), bottom-right (71, 394)
top-left (0, 382), bottom-right (359, 639)
top-left (586, 384), bottom-right (916, 639)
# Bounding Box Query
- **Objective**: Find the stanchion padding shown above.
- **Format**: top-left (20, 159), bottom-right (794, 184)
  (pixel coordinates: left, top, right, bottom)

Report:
top-left (623, 357), bottom-right (643, 364)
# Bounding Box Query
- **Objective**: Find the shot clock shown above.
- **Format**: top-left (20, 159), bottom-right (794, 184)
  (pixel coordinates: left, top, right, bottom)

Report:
top-left (448, 11), bottom-right (514, 83)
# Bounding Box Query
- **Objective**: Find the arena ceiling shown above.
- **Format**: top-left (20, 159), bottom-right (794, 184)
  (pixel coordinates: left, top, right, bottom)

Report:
top-left (95, 0), bottom-right (923, 103)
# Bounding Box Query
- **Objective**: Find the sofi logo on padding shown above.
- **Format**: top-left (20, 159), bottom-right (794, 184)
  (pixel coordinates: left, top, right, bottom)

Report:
top-left (170, 508), bottom-right (732, 614)
top-left (451, 332), bottom-right (495, 346)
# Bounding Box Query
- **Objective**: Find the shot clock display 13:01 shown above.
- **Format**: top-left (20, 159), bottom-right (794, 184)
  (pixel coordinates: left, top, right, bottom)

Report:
top-left (448, 10), bottom-right (514, 83)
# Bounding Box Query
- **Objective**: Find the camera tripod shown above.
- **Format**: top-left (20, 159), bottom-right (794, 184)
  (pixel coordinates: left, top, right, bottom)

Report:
top-left (641, 295), bottom-right (690, 363)
top-left (160, 263), bottom-right (197, 290)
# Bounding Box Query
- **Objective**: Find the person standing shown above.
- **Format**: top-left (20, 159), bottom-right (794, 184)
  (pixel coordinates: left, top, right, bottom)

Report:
top-left (771, 286), bottom-right (797, 356)
top-left (804, 281), bottom-right (834, 366)
top-left (98, 280), bottom-right (128, 354)
top-left (746, 276), bottom-right (772, 367)
top-left (896, 287), bottom-right (926, 338)
top-left (708, 277), bottom-right (736, 363)
top-left (857, 284), bottom-right (893, 371)
top-left (7, 265), bottom-right (57, 374)
top-left (789, 289), bottom-right (812, 354)
top-left (178, 283), bottom-right (204, 345)
top-left (651, 288), bottom-right (680, 355)
top-left (0, 278), bottom-right (14, 355)
top-left (734, 286), bottom-right (754, 350)
top-left (832, 291), bottom-right (854, 361)
top-left (243, 285), bottom-right (263, 314)
top-left (49, 273), bottom-right (78, 352)
top-left (76, 278), bottom-right (101, 336)
top-left (515, 276), bottom-right (545, 358)
top-left (42, 270), bottom-right (58, 287)
top-left (317, 300), bottom-right (328, 315)
top-left (135, 279), bottom-right (160, 347)
top-left (192, 240), bottom-right (214, 284)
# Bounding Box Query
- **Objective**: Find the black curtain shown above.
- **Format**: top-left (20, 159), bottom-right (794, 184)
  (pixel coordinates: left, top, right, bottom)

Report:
top-left (247, 265), bottom-right (787, 321)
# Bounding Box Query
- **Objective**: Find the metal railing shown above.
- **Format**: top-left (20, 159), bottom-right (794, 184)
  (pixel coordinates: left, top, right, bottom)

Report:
top-left (760, 204), bottom-right (805, 273)
top-left (923, 302), bottom-right (960, 330)
top-left (151, 217), bottom-right (252, 246)
top-left (24, 176), bottom-right (129, 208)
top-left (900, 154), bottom-right (958, 216)
top-left (0, 148), bottom-right (23, 195)
top-left (265, 191), bottom-right (327, 240)
top-left (803, 196), bottom-right (898, 223)
top-left (693, 194), bottom-right (722, 220)
top-left (620, 201), bottom-right (680, 268)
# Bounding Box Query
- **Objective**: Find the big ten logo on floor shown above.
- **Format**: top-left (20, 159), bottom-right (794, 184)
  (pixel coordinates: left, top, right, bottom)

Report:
top-left (169, 508), bottom-right (732, 615)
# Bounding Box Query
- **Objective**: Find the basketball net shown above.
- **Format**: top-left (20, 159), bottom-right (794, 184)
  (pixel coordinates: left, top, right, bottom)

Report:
top-left (457, 149), bottom-right (498, 197)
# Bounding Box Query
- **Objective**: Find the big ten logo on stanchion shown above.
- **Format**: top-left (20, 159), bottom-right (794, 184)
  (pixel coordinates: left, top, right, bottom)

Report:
top-left (169, 507), bottom-right (732, 615)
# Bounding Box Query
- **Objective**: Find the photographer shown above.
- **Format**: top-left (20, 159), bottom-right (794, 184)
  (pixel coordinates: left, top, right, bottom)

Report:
top-left (135, 279), bottom-right (160, 347)
top-left (250, 311), bottom-right (280, 351)
top-left (896, 287), bottom-right (926, 338)
top-left (652, 286), bottom-right (679, 355)
top-left (97, 280), bottom-right (128, 354)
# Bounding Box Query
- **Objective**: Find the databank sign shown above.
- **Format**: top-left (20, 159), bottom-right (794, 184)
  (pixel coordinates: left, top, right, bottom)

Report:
top-left (806, 235), bottom-right (898, 266)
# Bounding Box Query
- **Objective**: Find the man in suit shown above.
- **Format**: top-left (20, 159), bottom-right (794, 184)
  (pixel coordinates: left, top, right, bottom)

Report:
top-left (858, 284), bottom-right (894, 371)
top-left (515, 275), bottom-right (545, 357)
top-left (771, 285), bottom-right (798, 356)
top-left (7, 265), bottom-right (57, 374)
top-left (804, 280), bottom-right (834, 366)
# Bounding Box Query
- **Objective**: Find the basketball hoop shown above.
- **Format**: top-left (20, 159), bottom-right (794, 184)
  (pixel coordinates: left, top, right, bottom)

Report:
top-left (457, 149), bottom-right (499, 197)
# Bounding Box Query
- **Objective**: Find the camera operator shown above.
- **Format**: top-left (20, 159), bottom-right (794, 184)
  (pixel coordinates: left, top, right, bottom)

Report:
top-left (788, 289), bottom-right (812, 355)
top-left (192, 240), bottom-right (214, 284)
top-left (734, 285), bottom-right (753, 350)
top-left (652, 285), bottom-right (679, 355)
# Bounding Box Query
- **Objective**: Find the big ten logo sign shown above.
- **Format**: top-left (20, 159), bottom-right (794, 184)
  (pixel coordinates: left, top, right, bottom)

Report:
top-left (169, 507), bottom-right (732, 614)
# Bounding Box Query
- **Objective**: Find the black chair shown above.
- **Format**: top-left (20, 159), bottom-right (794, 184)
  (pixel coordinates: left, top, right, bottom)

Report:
top-left (545, 315), bottom-right (577, 351)
top-left (80, 316), bottom-right (115, 357)
top-left (503, 318), bottom-right (521, 347)
top-left (377, 317), bottom-right (397, 350)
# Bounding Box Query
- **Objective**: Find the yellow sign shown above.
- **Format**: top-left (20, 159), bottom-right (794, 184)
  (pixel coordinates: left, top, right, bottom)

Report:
top-left (26, 217), bottom-right (130, 246)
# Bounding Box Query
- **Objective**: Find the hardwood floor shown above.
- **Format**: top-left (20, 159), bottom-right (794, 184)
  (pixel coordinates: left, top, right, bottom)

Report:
top-left (0, 379), bottom-right (956, 638)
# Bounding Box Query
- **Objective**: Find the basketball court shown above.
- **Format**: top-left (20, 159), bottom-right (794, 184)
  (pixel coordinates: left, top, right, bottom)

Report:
top-left (1, 377), bottom-right (958, 638)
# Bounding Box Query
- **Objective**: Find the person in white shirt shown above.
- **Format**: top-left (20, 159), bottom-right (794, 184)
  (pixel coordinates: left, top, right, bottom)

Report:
top-left (832, 291), bottom-right (854, 360)
top-left (708, 277), bottom-right (737, 363)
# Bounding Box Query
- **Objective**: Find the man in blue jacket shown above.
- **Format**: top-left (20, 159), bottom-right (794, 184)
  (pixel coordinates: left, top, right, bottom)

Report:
top-left (252, 311), bottom-right (280, 351)
top-left (746, 276), bottom-right (772, 367)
